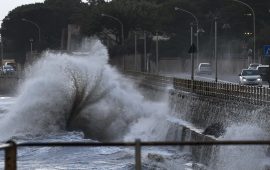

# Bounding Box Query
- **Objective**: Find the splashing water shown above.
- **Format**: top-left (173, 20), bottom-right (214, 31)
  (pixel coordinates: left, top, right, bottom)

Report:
top-left (209, 123), bottom-right (270, 170)
top-left (0, 39), bottom-right (170, 142)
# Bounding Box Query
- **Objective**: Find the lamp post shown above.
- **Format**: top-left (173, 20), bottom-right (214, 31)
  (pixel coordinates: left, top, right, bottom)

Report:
top-left (29, 38), bottom-right (34, 61)
top-left (21, 18), bottom-right (41, 42)
top-left (190, 23), bottom-right (194, 81)
top-left (214, 18), bottom-right (218, 83)
top-left (156, 31), bottom-right (159, 73)
top-left (144, 31), bottom-right (147, 72)
top-left (134, 31), bottom-right (137, 71)
top-left (196, 28), bottom-right (205, 66)
top-left (175, 7), bottom-right (199, 81)
top-left (101, 13), bottom-right (124, 45)
top-left (231, 0), bottom-right (256, 63)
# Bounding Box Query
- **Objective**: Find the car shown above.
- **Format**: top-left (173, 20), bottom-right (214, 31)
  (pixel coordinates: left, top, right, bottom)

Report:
top-left (239, 69), bottom-right (262, 86)
top-left (248, 63), bottom-right (261, 69)
top-left (2, 65), bottom-right (15, 75)
top-left (4, 62), bottom-right (17, 71)
top-left (196, 63), bottom-right (212, 75)
top-left (256, 65), bottom-right (269, 81)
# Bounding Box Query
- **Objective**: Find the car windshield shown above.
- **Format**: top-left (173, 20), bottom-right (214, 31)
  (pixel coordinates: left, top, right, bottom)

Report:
top-left (249, 64), bottom-right (260, 67)
top-left (242, 70), bottom-right (259, 76)
top-left (4, 65), bottom-right (13, 69)
top-left (200, 64), bottom-right (211, 68)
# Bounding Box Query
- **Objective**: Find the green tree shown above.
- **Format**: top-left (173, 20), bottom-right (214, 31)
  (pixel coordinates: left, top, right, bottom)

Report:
top-left (1, 0), bottom-right (87, 64)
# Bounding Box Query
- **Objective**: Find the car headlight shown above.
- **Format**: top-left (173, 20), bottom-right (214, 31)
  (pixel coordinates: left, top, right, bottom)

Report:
top-left (257, 78), bottom-right (262, 81)
top-left (242, 78), bottom-right (247, 81)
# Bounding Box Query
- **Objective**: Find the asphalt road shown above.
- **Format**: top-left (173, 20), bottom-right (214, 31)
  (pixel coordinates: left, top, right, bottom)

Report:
top-left (162, 72), bottom-right (270, 87)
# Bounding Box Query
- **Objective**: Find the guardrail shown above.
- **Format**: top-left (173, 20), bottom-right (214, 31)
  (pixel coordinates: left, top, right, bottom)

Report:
top-left (125, 71), bottom-right (270, 105)
top-left (1, 140), bottom-right (270, 170)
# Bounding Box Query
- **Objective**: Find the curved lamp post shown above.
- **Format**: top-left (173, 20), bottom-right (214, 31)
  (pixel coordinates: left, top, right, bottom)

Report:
top-left (175, 7), bottom-right (199, 81)
top-left (101, 13), bottom-right (124, 45)
top-left (21, 18), bottom-right (41, 42)
top-left (231, 0), bottom-right (256, 63)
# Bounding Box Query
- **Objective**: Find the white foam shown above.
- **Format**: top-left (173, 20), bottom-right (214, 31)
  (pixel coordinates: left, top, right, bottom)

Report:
top-left (0, 38), bottom-right (171, 142)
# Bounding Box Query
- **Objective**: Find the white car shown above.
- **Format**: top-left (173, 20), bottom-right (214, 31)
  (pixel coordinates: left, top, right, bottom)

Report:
top-left (2, 65), bottom-right (15, 74)
top-left (196, 63), bottom-right (212, 75)
top-left (239, 69), bottom-right (262, 86)
top-left (248, 63), bottom-right (261, 69)
top-left (256, 65), bottom-right (269, 81)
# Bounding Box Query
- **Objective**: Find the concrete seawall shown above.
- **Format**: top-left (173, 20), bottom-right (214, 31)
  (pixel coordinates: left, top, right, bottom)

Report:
top-left (135, 77), bottom-right (270, 168)
top-left (169, 89), bottom-right (270, 132)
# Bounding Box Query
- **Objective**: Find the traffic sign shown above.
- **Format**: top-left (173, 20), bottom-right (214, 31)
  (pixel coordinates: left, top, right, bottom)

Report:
top-left (263, 45), bottom-right (270, 56)
top-left (188, 43), bottom-right (197, 54)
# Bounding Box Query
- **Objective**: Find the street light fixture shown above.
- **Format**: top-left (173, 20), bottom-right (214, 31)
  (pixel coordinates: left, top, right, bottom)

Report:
top-left (101, 13), bottom-right (124, 45)
top-left (21, 18), bottom-right (41, 42)
top-left (175, 7), bottom-right (200, 81)
top-left (231, 0), bottom-right (256, 63)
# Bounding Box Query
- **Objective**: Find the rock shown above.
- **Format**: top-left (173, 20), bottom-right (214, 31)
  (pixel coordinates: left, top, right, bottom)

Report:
top-left (147, 153), bottom-right (165, 162)
top-left (202, 122), bottom-right (226, 138)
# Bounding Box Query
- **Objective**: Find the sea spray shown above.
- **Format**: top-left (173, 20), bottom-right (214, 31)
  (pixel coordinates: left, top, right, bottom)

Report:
top-left (0, 39), bottom-right (171, 142)
top-left (209, 123), bottom-right (270, 170)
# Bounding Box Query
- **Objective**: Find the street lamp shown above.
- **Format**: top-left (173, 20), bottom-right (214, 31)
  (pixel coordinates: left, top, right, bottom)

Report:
top-left (175, 7), bottom-right (199, 81)
top-left (101, 13), bottom-right (124, 45)
top-left (214, 17), bottom-right (218, 83)
top-left (195, 28), bottom-right (205, 66)
top-left (29, 38), bottom-right (33, 56)
top-left (21, 18), bottom-right (41, 42)
top-left (231, 0), bottom-right (256, 63)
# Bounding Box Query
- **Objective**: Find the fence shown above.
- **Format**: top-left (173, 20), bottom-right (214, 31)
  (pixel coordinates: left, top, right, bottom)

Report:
top-left (1, 140), bottom-right (270, 170)
top-left (125, 71), bottom-right (270, 105)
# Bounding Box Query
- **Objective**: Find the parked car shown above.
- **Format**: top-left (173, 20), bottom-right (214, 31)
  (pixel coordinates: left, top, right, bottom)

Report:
top-left (239, 69), bottom-right (262, 86)
top-left (196, 63), bottom-right (212, 75)
top-left (3, 65), bottom-right (15, 75)
top-left (248, 63), bottom-right (261, 69)
top-left (256, 65), bottom-right (269, 81)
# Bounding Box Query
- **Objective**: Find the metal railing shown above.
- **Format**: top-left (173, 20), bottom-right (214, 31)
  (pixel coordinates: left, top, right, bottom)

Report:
top-left (1, 140), bottom-right (270, 170)
top-left (125, 71), bottom-right (270, 105)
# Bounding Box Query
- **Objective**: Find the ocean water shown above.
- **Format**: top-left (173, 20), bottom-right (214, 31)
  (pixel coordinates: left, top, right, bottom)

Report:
top-left (0, 39), bottom-right (192, 169)
top-left (0, 39), bottom-right (269, 169)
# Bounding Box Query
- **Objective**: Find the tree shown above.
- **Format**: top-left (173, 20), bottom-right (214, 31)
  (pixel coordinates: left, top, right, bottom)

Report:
top-left (1, 0), bottom-right (87, 64)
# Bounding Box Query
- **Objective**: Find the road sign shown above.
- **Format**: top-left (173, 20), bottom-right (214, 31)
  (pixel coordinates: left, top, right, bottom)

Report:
top-left (263, 45), bottom-right (270, 56)
top-left (188, 43), bottom-right (197, 54)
